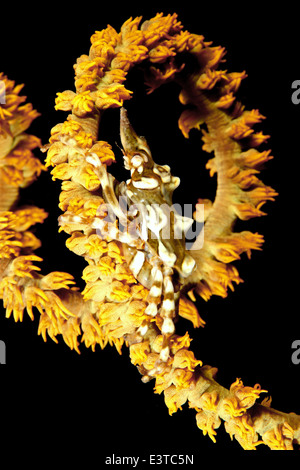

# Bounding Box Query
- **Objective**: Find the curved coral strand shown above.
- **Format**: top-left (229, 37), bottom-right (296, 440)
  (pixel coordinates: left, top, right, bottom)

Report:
top-left (1, 14), bottom-right (299, 450)
top-left (0, 74), bottom-right (42, 211)
top-left (126, 318), bottom-right (300, 450)
top-left (0, 75), bottom-right (83, 335)
top-left (175, 56), bottom-right (277, 300)
top-left (44, 13), bottom-right (300, 448)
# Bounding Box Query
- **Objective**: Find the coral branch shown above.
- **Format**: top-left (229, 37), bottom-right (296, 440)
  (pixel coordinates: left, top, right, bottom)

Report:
top-left (1, 14), bottom-right (298, 450)
top-left (0, 75), bottom-right (85, 342)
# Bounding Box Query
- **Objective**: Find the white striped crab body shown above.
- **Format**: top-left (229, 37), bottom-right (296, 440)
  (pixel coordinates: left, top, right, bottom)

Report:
top-left (119, 109), bottom-right (196, 362)
top-left (89, 108), bottom-right (196, 364)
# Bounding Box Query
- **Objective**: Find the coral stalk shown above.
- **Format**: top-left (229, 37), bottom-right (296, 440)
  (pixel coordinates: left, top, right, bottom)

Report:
top-left (1, 14), bottom-right (299, 450)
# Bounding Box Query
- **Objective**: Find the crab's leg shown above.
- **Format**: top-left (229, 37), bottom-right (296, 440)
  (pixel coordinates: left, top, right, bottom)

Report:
top-left (145, 265), bottom-right (164, 318)
top-left (159, 268), bottom-right (176, 361)
top-left (144, 262), bottom-right (176, 362)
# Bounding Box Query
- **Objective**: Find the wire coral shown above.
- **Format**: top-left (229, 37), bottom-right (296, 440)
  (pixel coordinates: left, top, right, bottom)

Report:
top-left (1, 13), bottom-right (299, 450)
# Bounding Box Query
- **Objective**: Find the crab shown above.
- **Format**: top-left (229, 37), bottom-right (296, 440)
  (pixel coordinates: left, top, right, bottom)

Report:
top-left (86, 108), bottom-right (198, 365)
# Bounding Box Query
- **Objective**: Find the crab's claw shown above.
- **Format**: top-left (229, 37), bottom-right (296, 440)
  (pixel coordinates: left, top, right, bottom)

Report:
top-left (120, 108), bottom-right (153, 170)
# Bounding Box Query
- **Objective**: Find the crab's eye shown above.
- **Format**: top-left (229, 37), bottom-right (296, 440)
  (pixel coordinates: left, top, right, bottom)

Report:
top-left (131, 155), bottom-right (144, 167)
top-left (158, 165), bottom-right (170, 173)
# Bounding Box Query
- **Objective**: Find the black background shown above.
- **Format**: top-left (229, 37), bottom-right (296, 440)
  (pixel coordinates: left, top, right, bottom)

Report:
top-left (1, 0), bottom-right (300, 462)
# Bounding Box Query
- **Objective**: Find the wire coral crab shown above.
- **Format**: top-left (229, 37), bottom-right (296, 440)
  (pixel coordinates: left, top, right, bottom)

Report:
top-left (1, 13), bottom-right (299, 450)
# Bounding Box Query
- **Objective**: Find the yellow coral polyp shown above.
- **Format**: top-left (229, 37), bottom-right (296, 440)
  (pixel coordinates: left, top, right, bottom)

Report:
top-left (85, 235), bottom-right (108, 259)
top-left (262, 422), bottom-right (295, 450)
top-left (39, 272), bottom-right (76, 290)
top-left (172, 349), bottom-right (203, 371)
top-left (225, 414), bottom-right (261, 450)
top-left (1, 13), bottom-right (299, 451)
top-left (71, 91), bottom-right (96, 116)
top-left (9, 255), bottom-right (42, 278)
top-left (196, 410), bottom-right (221, 443)
top-left (130, 341), bottom-right (150, 365)
top-left (198, 391), bottom-right (220, 412)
